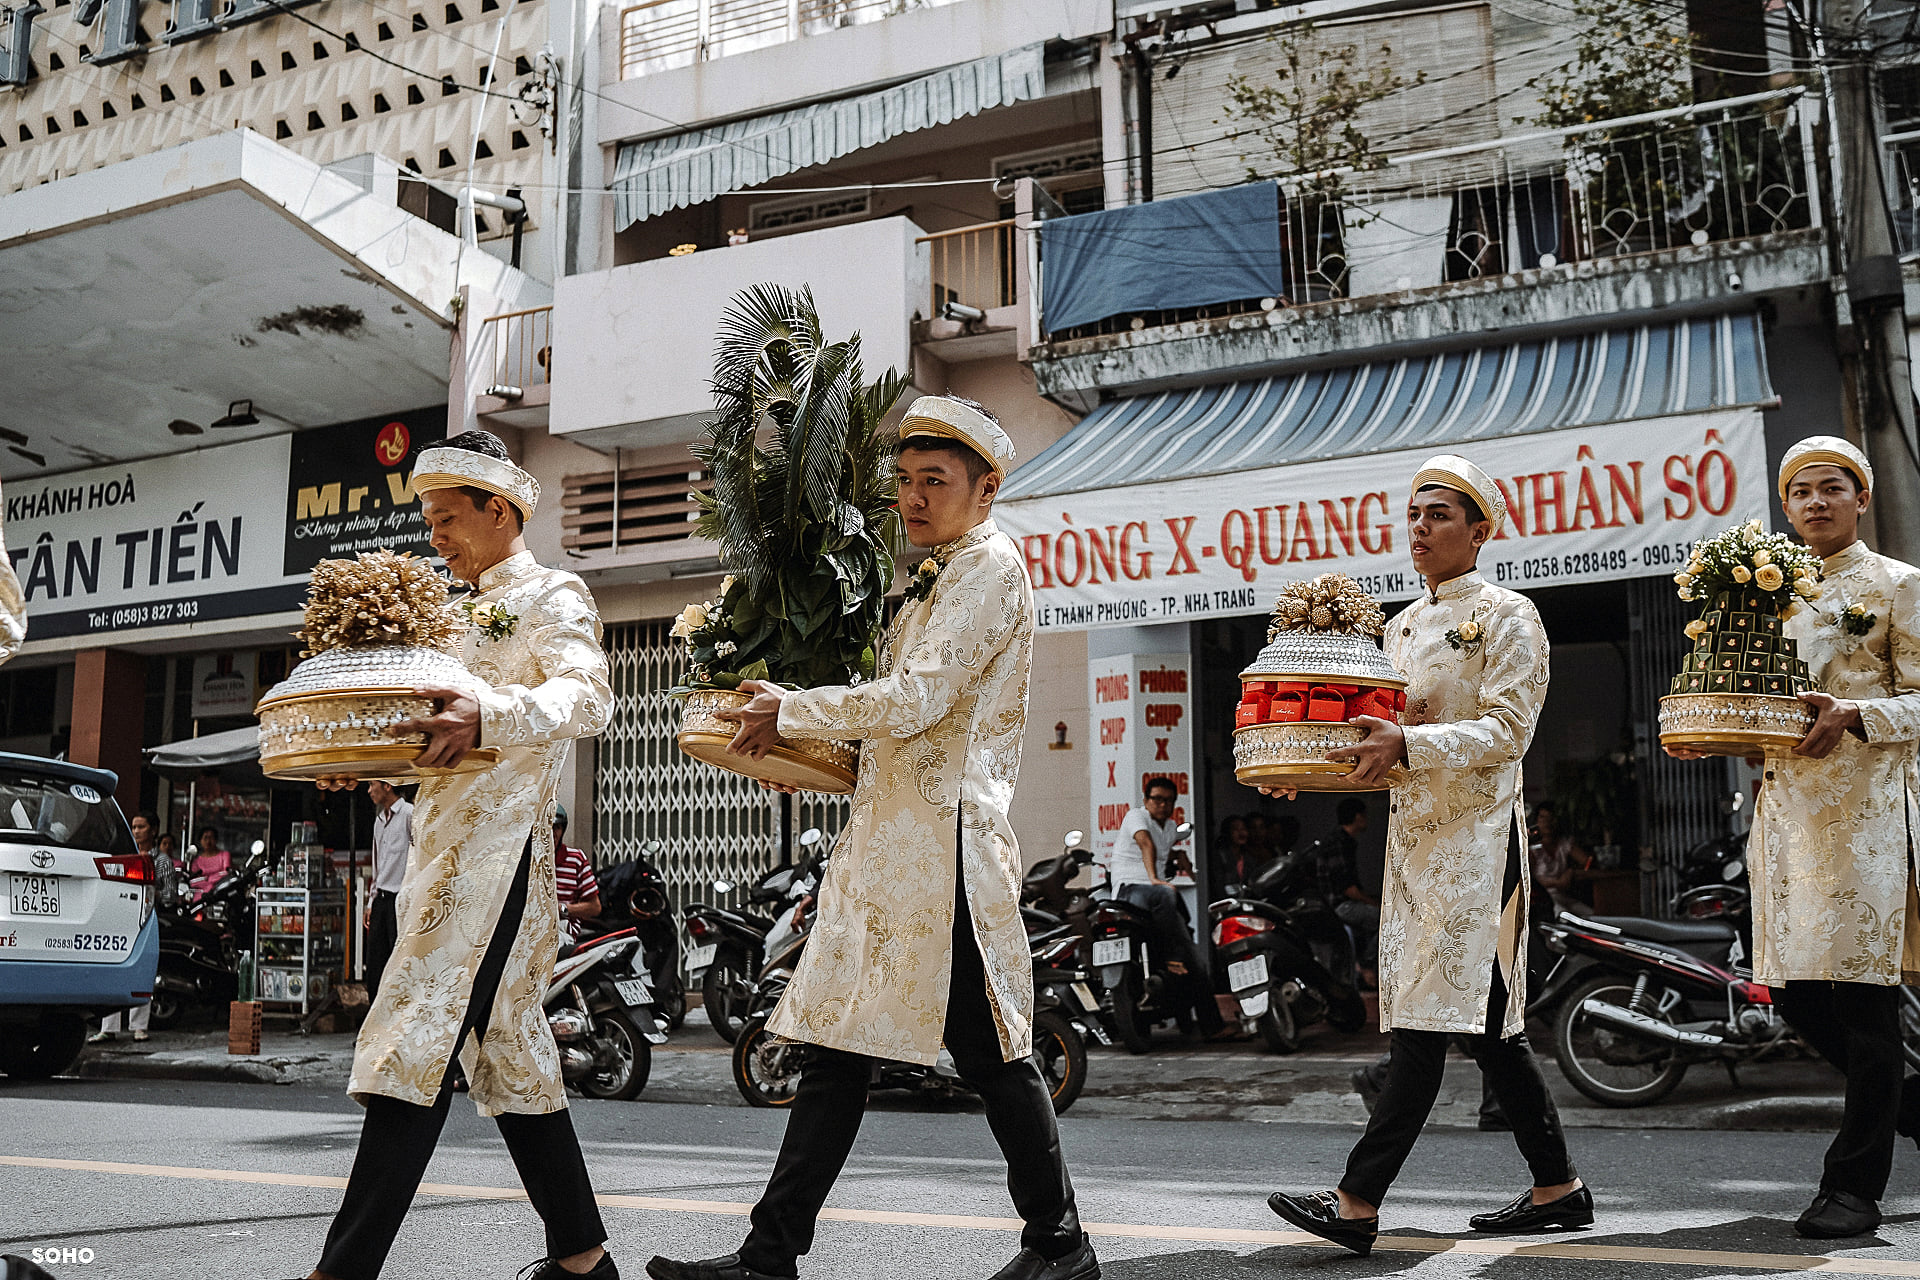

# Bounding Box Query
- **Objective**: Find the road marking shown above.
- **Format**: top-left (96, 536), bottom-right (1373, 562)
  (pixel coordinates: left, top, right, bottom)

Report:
top-left (7, 1154), bottom-right (1920, 1276)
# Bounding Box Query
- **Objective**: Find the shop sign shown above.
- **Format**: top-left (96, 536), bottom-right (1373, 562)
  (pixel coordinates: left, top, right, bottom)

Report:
top-left (3, 408), bottom-right (444, 640)
top-left (998, 409), bottom-right (1768, 632)
top-left (191, 651), bottom-right (258, 718)
top-left (1088, 652), bottom-right (1194, 880)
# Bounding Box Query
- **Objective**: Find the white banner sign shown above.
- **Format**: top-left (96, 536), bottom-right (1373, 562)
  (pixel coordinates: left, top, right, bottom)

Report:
top-left (1089, 652), bottom-right (1193, 882)
top-left (999, 411), bottom-right (1769, 631)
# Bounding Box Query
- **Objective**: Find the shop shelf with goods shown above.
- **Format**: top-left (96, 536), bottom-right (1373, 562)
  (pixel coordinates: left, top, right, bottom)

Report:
top-left (254, 837), bottom-right (347, 1022)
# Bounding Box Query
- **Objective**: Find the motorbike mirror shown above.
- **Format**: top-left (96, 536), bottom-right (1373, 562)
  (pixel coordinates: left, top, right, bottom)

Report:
top-left (1175, 822), bottom-right (1194, 839)
top-left (644, 840), bottom-right (663, 854)
top-left (799, 828), bottom-right (823, 847)
top-left (713, 879), bottom-right (734, 894)
top-left (250, 840), bottom-right (266, 855)
top-left (1730, 792), bottom-right (1743, 813)
top-left (1063, 830), bottom-right (1084, 849)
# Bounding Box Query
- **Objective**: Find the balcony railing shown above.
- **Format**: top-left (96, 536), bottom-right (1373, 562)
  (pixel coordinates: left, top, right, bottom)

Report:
top-left (1040, 89), bottom-right (1821, 342)
top-left (562, 460), bottom-right (713, 555)
top-left (619, 0), bottom-right (962, 79)
top-left (918, 219), bottom-right (1017, 319)
top-left (477, 305), bottom-right (552, 396)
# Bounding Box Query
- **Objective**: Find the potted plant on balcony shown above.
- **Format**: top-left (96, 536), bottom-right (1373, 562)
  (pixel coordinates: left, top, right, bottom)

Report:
top-left (671, 282), bottom-right (905, 794)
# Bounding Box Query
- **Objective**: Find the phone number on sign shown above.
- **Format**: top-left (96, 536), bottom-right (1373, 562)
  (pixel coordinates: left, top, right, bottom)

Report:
top-left (1494, 550), bottom-right (1632, 583)
top-left (85, 599), bottom-right (202, 630)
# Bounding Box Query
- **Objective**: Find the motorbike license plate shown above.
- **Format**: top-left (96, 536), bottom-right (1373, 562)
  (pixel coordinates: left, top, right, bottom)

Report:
top-left (1227, 955), bottom-right (1270, 992)
top-left (1238, 990), bottom-right (1271, 1018)
top-left (8, 873), bottom-right (58, 916)
top-left (614, 977), bottom-right (653, 1008)
top-left (685, 943), bottom-right (717, 977)
top-left (1091, 937), bottom-right (1131, 967)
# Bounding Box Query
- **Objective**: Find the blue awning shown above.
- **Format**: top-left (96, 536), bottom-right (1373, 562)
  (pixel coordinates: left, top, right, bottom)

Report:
top-left (612, 44), bottom-right (1045, 228)
top-left (1001, 313), bottom-right (1776, 501)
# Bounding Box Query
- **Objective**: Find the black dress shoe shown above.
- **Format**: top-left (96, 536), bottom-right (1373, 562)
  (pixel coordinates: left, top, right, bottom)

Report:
top-left (645, 1255), bottom-right (793, 1280)
top-left (1796, 1190), bottom-right (1881, 1239)
top-left (1468, 1185), bottom-right (1594, 1233)
top-left (522, 1253), bottom-right (619, 1280)
top-left (986, 1236), bottom-right (1100, 1280)
top-left (1267, 1190), bottom-right (1378, 1257)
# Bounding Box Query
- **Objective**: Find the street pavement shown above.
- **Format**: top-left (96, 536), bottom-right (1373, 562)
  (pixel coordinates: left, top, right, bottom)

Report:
top-left (6, 1019), bottom-right (1920, 1279)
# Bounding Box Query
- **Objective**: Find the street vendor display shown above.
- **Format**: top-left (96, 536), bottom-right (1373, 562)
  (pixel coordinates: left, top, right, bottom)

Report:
top-left (1657, 518), bottom-right (1822, 756)
top-left (1232, 573), bottom-right (1407, 792)
top-left (255, 550), bottom-right (498, 780)
top-left (672, 284), bottom-right (904, 795)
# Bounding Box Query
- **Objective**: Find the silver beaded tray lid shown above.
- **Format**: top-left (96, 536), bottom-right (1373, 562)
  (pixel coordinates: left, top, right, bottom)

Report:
top-left (1239, 631), bottom-right (1405, 688)
top-left (256, 645), bottom-right (476, 706)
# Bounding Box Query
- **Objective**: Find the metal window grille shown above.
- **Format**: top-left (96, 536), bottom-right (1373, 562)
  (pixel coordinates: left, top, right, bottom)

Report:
top-left (594, 619), bottom-right (849, 915)
top-left (1627, 575), bottom-right (1735, 915)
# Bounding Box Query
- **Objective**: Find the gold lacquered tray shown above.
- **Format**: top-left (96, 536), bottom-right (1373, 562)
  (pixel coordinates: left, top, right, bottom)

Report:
top-left (1658, 692), bottom-right (1813, 757)
top-left (1233, 721), bottom-right (1406, 792)
top-left (260, 743), bottom-right (501, 781)
top-left (677, 688), bottom-right (857, 795)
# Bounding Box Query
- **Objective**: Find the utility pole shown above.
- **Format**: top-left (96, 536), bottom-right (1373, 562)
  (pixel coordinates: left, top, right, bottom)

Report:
top-left (1823, 0), bottom-right (1920, 561)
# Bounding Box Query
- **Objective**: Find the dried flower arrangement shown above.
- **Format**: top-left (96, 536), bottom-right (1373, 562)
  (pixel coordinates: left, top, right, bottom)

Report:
top-left (1266, 573), bottom-right (1388, 640)
top-left (298, 551), bottom-right (461, 657)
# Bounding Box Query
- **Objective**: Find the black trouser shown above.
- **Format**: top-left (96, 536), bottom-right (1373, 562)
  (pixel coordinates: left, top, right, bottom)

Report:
top-left (318, 842), bottom-right (607, 1280)
top-left (739, 873), bottom-right (1082, 1275)
top-left (1775, 980), bottom-right (1904, 1201)
top-left (1116, 882), bottom-right (1224, 1035)
top-left (364, 890), bottom-right (398, 997)
top-left (1338, 829), bottom-right (1572, 1208)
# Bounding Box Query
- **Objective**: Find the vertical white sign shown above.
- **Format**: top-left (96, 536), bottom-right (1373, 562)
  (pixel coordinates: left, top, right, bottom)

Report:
top-left (1088, 652), bottom-right (1195, 884)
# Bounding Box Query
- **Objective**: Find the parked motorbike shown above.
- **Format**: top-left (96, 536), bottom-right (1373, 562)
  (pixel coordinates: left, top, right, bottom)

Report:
top-left (1206, 848), bottom-right (1366, 1054)
top-left (587, 840), bottom-right (687, 1030)
top-left (150, 840), bottom-right (266, 1028)
top-left (685, 833), bottom-right (829, 1043)
top-left (1020, 830), bottom-right (1114, 1048)
top-left (545, 926), bottom-right (668, 1101)
top-left (731, 841), bottom-right (1091, 1112)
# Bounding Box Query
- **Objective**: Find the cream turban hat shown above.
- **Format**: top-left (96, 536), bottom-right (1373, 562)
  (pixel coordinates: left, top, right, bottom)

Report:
top-left (1410, 453), bottom-right (1508, 536)
top-left (899, 395), bottom-right (1016, 480)
top-left (412, 445), bottom-right (540, 519)
top-left (1778, 434), bottom-right (1873, 500)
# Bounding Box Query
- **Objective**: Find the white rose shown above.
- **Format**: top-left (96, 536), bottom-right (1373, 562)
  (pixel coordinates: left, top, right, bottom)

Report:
top-left (1751, 548), bottom-right (1772, 567)
top-left (1457, 619), bottom-right (1480, 643)
top-left (1732, 565), bottom-right (1752, 584)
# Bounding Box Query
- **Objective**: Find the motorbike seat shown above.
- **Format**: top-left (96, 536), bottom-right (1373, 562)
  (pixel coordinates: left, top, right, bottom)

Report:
top-left (1591, 915), bottom-right (1736, 944)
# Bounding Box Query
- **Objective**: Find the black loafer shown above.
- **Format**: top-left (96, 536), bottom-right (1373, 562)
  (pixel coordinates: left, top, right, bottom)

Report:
top-left (1796, 1190), bottom-right (1881, 1239)
top-left (1268, 1190), bottom-right (1378, 1257)
top-left (645, 1255), bottom-right (792, 1280)
top-left (986, 1236), bottom-right (1100, 1280)
top-left (523, 1254), bottom-right (619, 1280)
top-left (1469, 1185), bottom-right (1594, 1234)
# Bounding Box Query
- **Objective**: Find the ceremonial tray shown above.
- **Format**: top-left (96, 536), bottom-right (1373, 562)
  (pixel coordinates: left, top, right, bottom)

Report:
top-left (256, 645), bottom-right (499, 780)
top-left (676, 688), bottom-right (857, 795)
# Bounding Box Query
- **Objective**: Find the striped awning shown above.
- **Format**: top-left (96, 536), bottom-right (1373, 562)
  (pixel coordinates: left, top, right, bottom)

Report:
top-left (612, 44), bottom-right (1046, 228)
top-left (1001, 313), bottom-right (1776, 501)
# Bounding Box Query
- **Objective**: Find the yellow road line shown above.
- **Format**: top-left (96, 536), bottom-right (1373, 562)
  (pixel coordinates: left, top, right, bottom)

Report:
top-left (6, 1154), bottom-right (1919, 1276)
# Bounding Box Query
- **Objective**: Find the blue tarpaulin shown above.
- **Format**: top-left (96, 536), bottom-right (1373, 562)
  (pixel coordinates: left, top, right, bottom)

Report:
top-left (1039, 182), bottom-right (1283, 333)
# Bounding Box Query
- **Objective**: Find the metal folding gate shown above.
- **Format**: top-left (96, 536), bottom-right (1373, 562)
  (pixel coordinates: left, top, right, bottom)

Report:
top-left (593, 619), bottom-right (849, 915)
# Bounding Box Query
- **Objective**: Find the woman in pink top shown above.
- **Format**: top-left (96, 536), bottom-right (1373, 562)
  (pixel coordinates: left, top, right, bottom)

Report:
top-left (189, 826), bottom-right (231, 900)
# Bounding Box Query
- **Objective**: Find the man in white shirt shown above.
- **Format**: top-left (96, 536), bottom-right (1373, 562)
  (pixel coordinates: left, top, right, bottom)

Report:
top-left (1112, 777), bottom-right (1227, 1039)
top-left (363, 780), bottom-right (412, 996)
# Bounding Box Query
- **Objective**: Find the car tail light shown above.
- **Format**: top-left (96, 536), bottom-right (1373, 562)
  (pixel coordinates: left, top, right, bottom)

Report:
top-left (1212, 915), bottom-right (1273, 947)
top-left (95, 853), bottom-right (155, 883)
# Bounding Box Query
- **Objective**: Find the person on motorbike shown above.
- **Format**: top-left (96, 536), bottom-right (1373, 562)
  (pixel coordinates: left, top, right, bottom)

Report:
top-left (553, 806), bottom-right (603, 943)
top-left (1114, 777), bottom-right (1231, 1043)
top-left (1302, 798), bottom-right (1379, 990)
top-left (1668, 437), bottom-right (1920, 1240)
top-left (1266, 455), bottom-right (1587, 1256)
top-left (188, 826), bottom-right (231, 901)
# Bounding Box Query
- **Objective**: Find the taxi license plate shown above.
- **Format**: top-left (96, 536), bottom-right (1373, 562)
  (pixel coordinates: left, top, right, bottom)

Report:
top-left (1227, 955), bottom-right (1270, 992)
top-left (614, 977), bottom-right (653, 1007)
top-left (8, 872), bottom-right (58, 917)
top-left (686, 943), bottom-right (717, 976)
top-left (1091, 937), bottom-right (1131, 967)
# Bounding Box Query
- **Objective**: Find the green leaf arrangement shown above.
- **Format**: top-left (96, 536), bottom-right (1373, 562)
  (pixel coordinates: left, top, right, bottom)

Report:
top-left (670, 283), bottom-right (905, 695)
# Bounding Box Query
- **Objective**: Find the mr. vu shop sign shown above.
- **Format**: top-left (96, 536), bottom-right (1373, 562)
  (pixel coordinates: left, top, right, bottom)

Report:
top-left (3, 408), bottom-right (442, 640)
top-left (993, 410), bottom-right (1769, 632)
